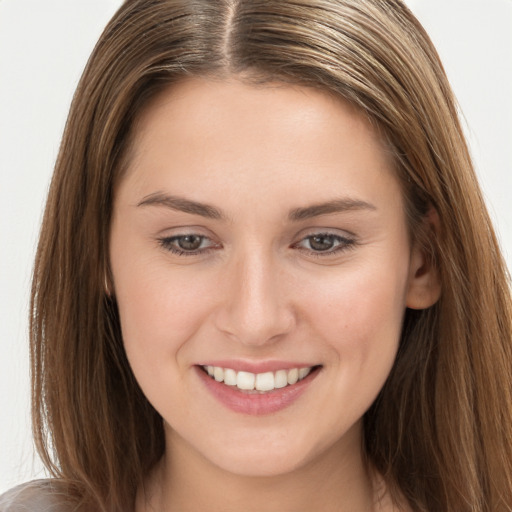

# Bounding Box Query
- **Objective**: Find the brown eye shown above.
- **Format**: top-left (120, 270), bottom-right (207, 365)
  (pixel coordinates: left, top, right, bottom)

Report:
top-left (293, 232), bottom-right (356, 257)
top-left (308, 234), bottom-right (336, 251)
top-left (177, 235), bottom-right (204, 251)
top-left (158, 234), bottom-right (217, 255)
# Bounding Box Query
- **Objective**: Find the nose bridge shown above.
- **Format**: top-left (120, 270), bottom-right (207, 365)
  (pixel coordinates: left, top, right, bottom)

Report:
top-left (216, 243), bottom-right (294, 345)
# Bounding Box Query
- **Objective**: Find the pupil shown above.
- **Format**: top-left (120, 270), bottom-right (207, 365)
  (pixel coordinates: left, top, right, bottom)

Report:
top-left (310, 235), bottom-right (334, 251)
top-left (179, 235), bottom-right (202, 251)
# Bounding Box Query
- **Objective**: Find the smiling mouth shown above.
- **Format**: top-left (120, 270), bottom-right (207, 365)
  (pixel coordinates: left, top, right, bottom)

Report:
top-left (201, 365), bottom-right (321, 393)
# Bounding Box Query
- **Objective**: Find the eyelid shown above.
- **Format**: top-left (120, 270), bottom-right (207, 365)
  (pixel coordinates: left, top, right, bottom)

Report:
top-left (155, 228), bottom-right (357, 258)
top-left (157, 232), bottom-right (221, 256)
top-left (293, 225), bottom-right (357, 239)
top-left (292, 230), bottom-right (357, 257)
top-left (156, 224), bottom-right (216, 237)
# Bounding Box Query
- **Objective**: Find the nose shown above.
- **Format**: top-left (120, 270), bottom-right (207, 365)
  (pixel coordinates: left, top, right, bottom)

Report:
top-left (214, 247), bottom-right (296, 347)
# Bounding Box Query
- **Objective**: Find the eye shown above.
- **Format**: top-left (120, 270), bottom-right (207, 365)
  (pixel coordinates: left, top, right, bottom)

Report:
top-left (158, 234), bottom-right (218, 255)
top-left (294, 232), bottom-right (355, 256)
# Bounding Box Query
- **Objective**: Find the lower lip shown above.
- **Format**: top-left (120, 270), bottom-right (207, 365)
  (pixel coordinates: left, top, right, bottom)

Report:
top-left (195, 366), bottom-right (319, 416)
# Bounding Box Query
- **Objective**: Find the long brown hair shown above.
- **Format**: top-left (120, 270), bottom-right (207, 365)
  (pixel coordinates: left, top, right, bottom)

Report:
top-left (31, 0), bottom-right (512, 510)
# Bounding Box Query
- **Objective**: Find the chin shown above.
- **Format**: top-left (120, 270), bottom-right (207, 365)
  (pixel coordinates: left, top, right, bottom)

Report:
top-left (198, 425), bottom-right (345, 479)
top-left (212, 447), bottom-right (311, 478)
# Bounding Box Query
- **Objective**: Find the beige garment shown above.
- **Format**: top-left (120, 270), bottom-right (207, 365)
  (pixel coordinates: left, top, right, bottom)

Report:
top-left (0, 480), bottom-right (72, 512)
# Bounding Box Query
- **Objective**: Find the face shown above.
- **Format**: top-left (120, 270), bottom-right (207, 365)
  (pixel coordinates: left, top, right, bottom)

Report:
top-left (110, 77), bottom-right (431, 478)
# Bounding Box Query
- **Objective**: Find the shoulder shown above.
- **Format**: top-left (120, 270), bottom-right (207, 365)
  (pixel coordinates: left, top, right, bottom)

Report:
top-left (0, 480), bottom-right (72, 512)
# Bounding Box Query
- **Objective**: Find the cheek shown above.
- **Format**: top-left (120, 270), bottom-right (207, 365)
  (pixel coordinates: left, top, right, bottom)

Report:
top-left (112, 253), bottom-right (217, 374)
top-left (113, 261), bottom-right (224, 424)
top-left (300, 259), bottom-right (408, 371)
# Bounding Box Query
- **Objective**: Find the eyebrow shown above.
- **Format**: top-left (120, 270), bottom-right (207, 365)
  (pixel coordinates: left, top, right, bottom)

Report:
top-left (137, 192), bottom-right (224, 220)
top-left (288, 198), bottom-right (376, 221)
top-left (137, 192), bottom-right (376, 221)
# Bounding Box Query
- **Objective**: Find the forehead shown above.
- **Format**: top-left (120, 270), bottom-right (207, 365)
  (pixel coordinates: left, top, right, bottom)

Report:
top-left (131, 77), bottom-right (379, 152)
top-left (118, 77), bottom-right (401, 217)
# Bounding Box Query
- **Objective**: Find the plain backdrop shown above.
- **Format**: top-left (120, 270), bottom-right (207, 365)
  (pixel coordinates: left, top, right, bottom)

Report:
top-left (1, 0), bottom-right (511, 493)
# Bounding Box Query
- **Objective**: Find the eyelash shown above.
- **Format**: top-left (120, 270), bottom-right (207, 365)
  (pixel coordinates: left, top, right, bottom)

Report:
top-left (157, 232), bottom-right (356, 258)
top-left (292, 232), bottom-right (356, 257)
top-left (158, 235), bottom-right (218, 257)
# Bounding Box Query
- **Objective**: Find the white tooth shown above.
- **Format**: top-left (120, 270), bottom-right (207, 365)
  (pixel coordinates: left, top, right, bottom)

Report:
top-left (207, 365), bottom-right (215, 377)
top-left (213, 367), bottom-right (224, 382)
top-left (298, 367), bottom-right (311, 380)
top-left (224, 368), bottom-right (237, 386)
top-left (274, 370), bottom-right (288, 389)
top-left (237, 371), bottom-right (256, 390)
top-left (255, 372), bottom-right (275, 391)
top-left (287, 368), bottom-right (299, 385)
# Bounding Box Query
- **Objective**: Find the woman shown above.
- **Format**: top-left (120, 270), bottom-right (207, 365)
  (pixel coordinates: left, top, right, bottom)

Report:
top-left (1, 0), bottom-right (511, 510)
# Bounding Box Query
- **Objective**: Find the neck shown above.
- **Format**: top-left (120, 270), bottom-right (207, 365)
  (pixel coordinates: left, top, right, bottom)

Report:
top-left (137, 423), bottom-right (394, 512)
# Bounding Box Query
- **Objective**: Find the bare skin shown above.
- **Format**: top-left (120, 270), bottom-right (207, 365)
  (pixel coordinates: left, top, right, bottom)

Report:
top-left (135, 427), bottom-right (405, 511)
top-left (110, 77), bottom-right (437, 512)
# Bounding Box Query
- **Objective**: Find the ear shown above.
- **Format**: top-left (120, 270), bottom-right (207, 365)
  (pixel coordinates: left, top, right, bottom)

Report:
top-left (405, 208), bottom-right (442, 310)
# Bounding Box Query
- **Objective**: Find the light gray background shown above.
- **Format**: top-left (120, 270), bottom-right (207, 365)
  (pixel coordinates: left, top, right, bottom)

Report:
top-left (1, 0), bottom-right (511, 493)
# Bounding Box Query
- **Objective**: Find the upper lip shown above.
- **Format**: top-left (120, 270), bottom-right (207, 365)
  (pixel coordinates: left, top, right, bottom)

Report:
top-left (196, 360), bottom-right (319, 374)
